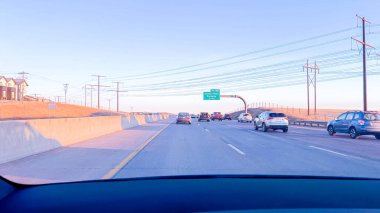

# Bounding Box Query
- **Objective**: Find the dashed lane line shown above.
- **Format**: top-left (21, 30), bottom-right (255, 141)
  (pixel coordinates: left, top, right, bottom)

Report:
top-left (227, 144), bottom-right (246, 155)
top-left (309, 145), bottom-right (362, 160)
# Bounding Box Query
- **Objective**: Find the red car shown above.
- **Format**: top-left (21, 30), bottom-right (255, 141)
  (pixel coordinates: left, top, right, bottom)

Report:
top-left (211, 112), bottom-right (223, 121)
top-left (176, 112), bottom-right (191, 124)
top-left (223, 114), bottom-right (232, 120)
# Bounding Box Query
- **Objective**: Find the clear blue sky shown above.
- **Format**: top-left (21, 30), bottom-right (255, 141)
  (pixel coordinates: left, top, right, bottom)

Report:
top-left (1, 0), bottom-right (380, 113)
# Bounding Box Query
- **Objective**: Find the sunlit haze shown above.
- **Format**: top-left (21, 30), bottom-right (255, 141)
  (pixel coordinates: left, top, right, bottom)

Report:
top-left (1, 0), bottom-right (380, 113)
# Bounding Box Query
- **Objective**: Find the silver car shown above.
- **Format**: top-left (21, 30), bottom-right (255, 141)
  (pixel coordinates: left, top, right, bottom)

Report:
top-left (254, 111), bottom-right (289, 132)
top-left (238, 113), bottom-right (253, 123)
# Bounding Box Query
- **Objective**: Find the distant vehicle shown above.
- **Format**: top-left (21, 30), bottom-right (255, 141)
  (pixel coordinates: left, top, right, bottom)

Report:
top-left (176, 112), bottom-right (191, 124)
top-left (190, 114), bottom-right (196, 118)
top-left (223, 114), bottom-right (232, 120)
top-left (198, 112), bottom-right (210, 122)
top-left (327, 111), bottom-right (380, 139)
top-left (254, 111), bottom-right (288, 132)
top-left (238, 113), bottom-right (253, 123)
top-left (211, 112), bottom-right (223, 121)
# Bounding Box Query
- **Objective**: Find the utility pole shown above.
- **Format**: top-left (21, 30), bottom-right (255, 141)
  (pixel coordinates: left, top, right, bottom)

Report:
top-left (17, 71), bottom-right (29, 80)
top-left (83, 85), bottom-right (87, 107)
top-left (17, 71), bottom-right (29, 103)
top-left (92, 75), bottom-right (108, 109)
top-left (305, 60), bottom-right (310, 116)
top-left (55, 96), bottom-right (64, 103)
top-left (108, 82), bottom-right (128, 112)
top-left (303, 60), bottom-right (319, 115)
top-left (107, 98), bottom-right (111, 110)
top-left (30, 93), bottom-right (40, 101)
top-left (352, 15), bottom-right (375, 111)
top-left (85, 84), bottom-right (96, 108)
top-left (63, 83), bottom-right (69, 103)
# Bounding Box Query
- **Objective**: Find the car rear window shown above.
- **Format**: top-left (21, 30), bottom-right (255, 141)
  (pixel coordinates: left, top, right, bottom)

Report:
top-left (364, 113), bottom-right (380, 121)
top-left (269, 113), bottom-right (286, 117)
top-left (243, 113), bottom-right (250, 116)
top-left (179, 113), bottom-right (189, 116)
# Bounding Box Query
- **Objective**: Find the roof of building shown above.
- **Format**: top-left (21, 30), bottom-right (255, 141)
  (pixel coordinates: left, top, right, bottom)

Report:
top-left (4, 78), bottom-right (16, 84)
top-left (0, 76), bottom-right (29, 86)
top-left (14, 78), bottom-right (29, 86)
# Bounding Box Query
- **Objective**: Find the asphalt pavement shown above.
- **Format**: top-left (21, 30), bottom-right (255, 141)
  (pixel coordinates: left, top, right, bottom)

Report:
top-left (115, 119), bottom-right (380, 179)
top-left (2, 118), bottom-right (380, 184)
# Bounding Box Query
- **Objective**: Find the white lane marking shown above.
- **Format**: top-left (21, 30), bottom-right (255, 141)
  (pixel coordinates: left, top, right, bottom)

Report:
top-left (204, 128), bottom-right (210, 132)
top-left (227, 144), bottom-right (246, 155)
top-left (309, 145), bottom-right (347, 156)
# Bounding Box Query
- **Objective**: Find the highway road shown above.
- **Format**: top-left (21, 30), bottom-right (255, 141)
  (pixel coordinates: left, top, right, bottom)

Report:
top-left (2, 118), bottom-right (380, 184)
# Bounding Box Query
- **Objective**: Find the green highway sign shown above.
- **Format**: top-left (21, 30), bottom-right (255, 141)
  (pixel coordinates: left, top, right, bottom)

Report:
top-left (203, 89), bottom-right (220, 100)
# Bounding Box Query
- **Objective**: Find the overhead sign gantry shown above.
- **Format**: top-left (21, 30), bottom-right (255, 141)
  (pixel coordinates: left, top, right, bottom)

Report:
top-left (203, 89), bottom-right (247, 113)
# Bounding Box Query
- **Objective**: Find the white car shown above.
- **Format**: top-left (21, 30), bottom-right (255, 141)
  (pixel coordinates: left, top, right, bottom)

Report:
top-left (238, 113), bottom-right (253, 123)
top-left (254, 111), bottom-right (289, 132)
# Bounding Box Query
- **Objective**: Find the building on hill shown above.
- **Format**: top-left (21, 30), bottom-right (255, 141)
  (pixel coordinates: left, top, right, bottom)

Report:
top-left (0, 76), bottom-right (28, 101)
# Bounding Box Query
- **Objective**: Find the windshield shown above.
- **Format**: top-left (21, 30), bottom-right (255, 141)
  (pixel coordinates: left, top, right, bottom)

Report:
top-left (1, 1), bottom-right (380, 185)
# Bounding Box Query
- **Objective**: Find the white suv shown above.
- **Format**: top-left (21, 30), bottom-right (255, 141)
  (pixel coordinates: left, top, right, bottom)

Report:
top-left (238, 113), bottom-right (253, 123)
top-left (254, 111), bottom-right (289, 132)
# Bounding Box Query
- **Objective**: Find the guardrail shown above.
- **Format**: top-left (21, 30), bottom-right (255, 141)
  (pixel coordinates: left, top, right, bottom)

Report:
top-left (289, 120), bottom-right (327, 127)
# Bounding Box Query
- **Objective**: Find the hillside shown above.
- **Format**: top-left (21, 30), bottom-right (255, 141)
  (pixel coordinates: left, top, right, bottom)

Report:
top-left (0, 101), bottom-right (113, 120)
top-left (231, 107), bottom-right (350, 122)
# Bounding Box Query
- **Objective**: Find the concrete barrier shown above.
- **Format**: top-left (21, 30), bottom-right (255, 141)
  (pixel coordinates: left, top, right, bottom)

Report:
top-left (0, 113), bottom-right (169, 164)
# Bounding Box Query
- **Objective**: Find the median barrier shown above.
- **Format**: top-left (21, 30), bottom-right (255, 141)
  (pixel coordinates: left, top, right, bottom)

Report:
top-left (0, 113), bottom-right (169, 164)
top-left (289, 120), bottom-right (327, 127)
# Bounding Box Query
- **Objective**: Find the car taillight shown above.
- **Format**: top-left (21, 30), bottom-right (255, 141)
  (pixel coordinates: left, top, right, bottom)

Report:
top-left (267, 117), bottom-right (273, 120)
top-left (358, 120), bottom-right (365, 125)
top-left (284, 117), bottom-right (288, 120)
top-left (186, 116), bottom-right (190, 119)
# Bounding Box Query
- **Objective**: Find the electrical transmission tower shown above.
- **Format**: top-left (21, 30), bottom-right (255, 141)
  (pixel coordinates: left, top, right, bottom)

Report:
top-left (351, 14), bottom-right (375, 111)
top-left (303, 60), bottom-right (320, 116)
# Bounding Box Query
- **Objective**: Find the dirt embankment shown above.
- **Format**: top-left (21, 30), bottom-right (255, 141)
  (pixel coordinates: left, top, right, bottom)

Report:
top-left (231, 107), bottom-right (349, 122)
top-left (0, 101), bottom-right (114, 120)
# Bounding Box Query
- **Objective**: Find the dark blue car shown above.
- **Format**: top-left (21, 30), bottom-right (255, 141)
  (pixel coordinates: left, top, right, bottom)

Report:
top-left (327, 111), bottom-right (380, 139)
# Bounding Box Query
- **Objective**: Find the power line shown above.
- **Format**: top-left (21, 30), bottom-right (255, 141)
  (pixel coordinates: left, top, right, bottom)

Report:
top-left (107, 36), bottom-right (354, 82)
top-left (123, 54), bottom-right (367, 92)
top-left (106, 27), bottom-right (358, 80)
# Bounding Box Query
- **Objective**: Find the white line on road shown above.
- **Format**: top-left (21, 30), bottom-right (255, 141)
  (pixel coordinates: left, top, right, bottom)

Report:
top-left (309, 145), bottom-right (355, 158)
top-left (227, 144), bottom-right (245, 155)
